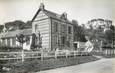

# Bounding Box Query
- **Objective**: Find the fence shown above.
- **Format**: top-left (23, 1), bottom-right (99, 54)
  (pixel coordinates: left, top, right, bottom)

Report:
top-left (0, 49), bottom-right (115, 62)
top-left (0, 50), bottom-right (90, 62)
top-left (103, 49), bottom-right (115, 55)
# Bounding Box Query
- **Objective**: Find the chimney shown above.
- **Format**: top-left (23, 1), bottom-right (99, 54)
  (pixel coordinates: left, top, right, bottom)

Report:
top-left (63, 12), bottom-right (67, 19)
top-left (40, 3), bottom-right (45, 10)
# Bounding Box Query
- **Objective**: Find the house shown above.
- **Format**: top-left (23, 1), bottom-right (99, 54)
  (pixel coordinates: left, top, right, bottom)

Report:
top-left (73, 41), bottom-right (86, 50)
top-left (0, 28), bottom-right (32, 50)
top-left (0, 3), bottom-right (74, 51)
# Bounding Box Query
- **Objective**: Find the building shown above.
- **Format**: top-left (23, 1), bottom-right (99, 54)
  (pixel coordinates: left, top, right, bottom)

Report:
top-left (0, 27), bottom-right (32, 50)
top-left (0, 3), bottom-right (74, 51)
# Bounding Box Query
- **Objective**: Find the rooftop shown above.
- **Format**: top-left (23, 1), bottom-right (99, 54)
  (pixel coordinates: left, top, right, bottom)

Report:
top-left (32, 3), bottom-right (72, 24)
top-left (0, 29), bottom-right (32, 38)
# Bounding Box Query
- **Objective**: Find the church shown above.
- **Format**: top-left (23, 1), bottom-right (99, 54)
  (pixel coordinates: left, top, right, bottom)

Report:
top-left (0, 3), bottom-right (74, 51)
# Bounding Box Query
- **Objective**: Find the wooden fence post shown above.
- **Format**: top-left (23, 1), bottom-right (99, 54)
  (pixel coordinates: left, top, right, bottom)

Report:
top-left (66, 51), bottom-right (68, 58)
top-left (80, 51), bottom-right (82, 56)
top-left (55, 51), bottom-right (57, 59)
top-left (66, 54), bottom-right (68, 58)
top-left (21, 50), bottom-right (24, 62)
top-left (113, 50), bottom-right (114, 55)
top-left (74, 51), bottom-right (76, 58)
top-left (41, 51), bottom-right (43, 61)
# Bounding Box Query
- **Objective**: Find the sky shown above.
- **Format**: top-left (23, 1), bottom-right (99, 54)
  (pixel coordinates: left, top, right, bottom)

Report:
top-left (0, 0), bottom-right (114, 25)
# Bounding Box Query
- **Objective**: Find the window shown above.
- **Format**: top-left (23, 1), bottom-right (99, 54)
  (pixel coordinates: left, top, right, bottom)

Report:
top-left (61, 25), bottom-right (66, 33)
top-left (54, 22), bottom-right (58, 32)
top-left (66, 41), bottom-right (70, 47)
top-left (61, 37), bottom-right (66, 46)
top-left (35, 24), bottom-right (38, 32)
top-left (74, 43), bottom-right (77, 48)
top-left (2, 39), bottom-right (5, 45)
top-left (56, 36), bottom-right (58, 44)
top-left (12, 38), bottom-right (16, 46)
top-left (26, 36), bottom-right (30, 45)
top-left (68, 26), bottom-right (72, 34)
top-left (54, 36), bottom-right (58, 45)
top-left (7, 38), bottom-right (10, 46)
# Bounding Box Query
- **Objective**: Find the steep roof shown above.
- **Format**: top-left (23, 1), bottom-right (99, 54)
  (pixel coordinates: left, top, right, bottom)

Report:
top-left (0, 29), bottom-right (32, 38)
top-left (43, 10), bottom-right (61, 19)
top-left (32, 4), bottom-right (72, 24)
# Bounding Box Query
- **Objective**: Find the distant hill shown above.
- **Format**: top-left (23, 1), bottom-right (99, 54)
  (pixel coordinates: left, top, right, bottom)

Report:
top-left (0, 20), bottom-right (32, 33)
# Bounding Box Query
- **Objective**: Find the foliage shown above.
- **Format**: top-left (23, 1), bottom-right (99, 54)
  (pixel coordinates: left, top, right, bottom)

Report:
top-left (110, 25), bottom-right (115, 31)
top-left (0, 46), bottom-right (22, 52)
top-left (72, 20), bottom-right (86, 42)
top-left (104, 29), bottom-right (114, 43)
top-left (87, 18), bottom-right (112, 30)
top-left (0, 25), bottom-right (4, 33)
top-left (5, 20), bottom-right (26, 31)
top-left (24, 21), bottom-right (32, 29)
top-left (16, 34), bottom-right (27, 44)
top-left (3, 20), bottom-right (32, 32)
top-left (16, 34), bottom-right (29, 49)
top-left (85, 18), bottom-right (114, 49)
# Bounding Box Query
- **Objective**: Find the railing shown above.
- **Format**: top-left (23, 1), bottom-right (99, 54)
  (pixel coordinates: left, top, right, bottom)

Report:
top-left (0, 50), bottom-right (90, 62)
top-left (0, 49), bottom-right (115, 62)
top-left (0, 51), bottom-right (41, 61)
top-left (103, 49), bottom-right (115, 55)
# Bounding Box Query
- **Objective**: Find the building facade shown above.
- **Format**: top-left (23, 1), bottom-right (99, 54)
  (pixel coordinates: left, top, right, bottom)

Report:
top-left (0, 3), bottom-right (74, 51)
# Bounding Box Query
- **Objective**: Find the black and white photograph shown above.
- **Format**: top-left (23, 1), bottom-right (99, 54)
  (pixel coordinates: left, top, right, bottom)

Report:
top-left (0, 0), bottom-right (115, 73)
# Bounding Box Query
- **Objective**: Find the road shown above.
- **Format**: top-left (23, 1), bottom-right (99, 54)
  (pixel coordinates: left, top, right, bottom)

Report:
top-left (36, 58), bottom-right (115, 73)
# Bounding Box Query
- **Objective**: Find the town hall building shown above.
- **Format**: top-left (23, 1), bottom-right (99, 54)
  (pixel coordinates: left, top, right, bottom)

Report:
top-left (0, 3), bottom-right (74, 51)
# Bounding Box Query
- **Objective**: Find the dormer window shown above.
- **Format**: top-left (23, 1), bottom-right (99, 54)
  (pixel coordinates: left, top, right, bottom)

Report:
top-left (61, 12), bottom-right (67, 20)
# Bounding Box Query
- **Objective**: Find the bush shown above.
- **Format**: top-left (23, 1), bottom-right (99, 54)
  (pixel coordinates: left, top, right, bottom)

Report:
top-left (102, 46), bottom-right (113, 49)
top-left (9, 55), bottom-right (99, 73)
top-left (0, 46), bottom-right (22, 52)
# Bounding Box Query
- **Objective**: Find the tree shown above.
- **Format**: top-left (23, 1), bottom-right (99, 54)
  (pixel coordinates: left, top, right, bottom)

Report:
top-left (84, 18), bottom-right (114, 50)
top-left (87, 18), bottom-right (112, 30)
top-left (0, 25), bottom-right (4, 33)
top-left (72, 20), bottom-right (78, 26)
top-left (5, 20), bottom-right (25, 31)
top-left (16, 34), bottom-right (29, 49)
top-left (76, 26), bottom-right (86, 42)
top-left (5, 22), bottom-right (14, 31)
top-left (12, 20), bottom-right (26, 29)
top-left (25, 21), bottom-right (32, 28)
top-left (104, 29), bottom-right (114, 43)
top-left (72, 20), bottom-right (78, 41)
top-left (110, 25), bottom-right (115, 31)
top-left (72, 20), bottom-right (86, 42)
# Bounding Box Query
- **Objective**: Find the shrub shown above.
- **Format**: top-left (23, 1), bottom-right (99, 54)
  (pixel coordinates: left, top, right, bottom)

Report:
top-left (0, 46), bottom-right (22, 52)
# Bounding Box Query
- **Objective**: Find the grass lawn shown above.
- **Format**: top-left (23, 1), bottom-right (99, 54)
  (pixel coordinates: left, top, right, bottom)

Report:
top-left (2, 55), bottom-right (99, 73)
